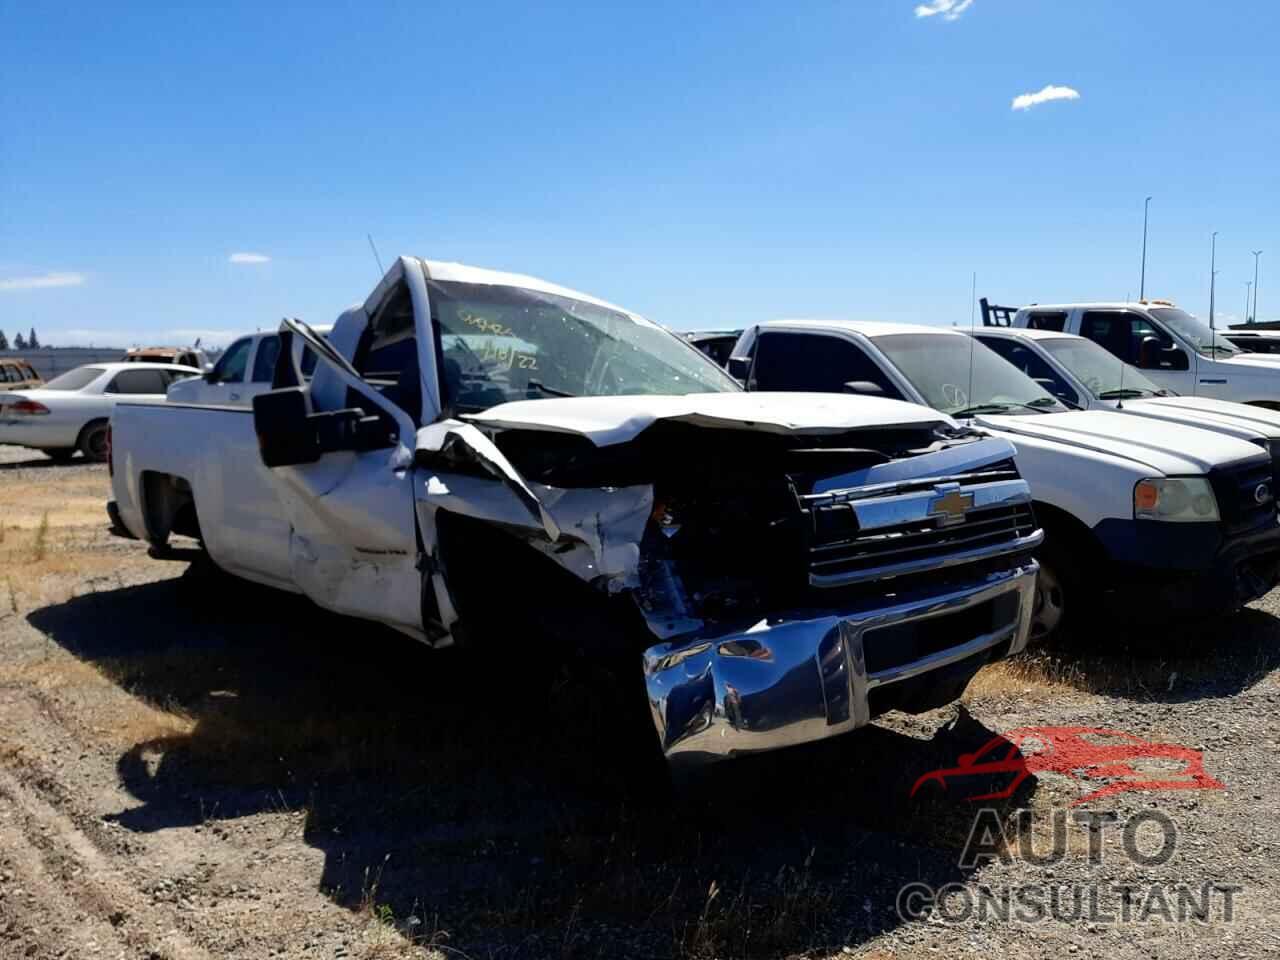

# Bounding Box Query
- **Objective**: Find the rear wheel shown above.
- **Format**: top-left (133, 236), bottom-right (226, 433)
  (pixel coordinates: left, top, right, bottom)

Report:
top-left (76, 420), bottom-right (110, 462)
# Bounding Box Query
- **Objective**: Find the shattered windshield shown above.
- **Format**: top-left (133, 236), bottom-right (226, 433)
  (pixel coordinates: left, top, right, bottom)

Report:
top-left (430, 280), bottom-right (740, 412)
top-left (872, 333), bottom-right (1067, 417)
top-left (1150, 307), bottom-right (1241, 357)
top-left (1038, 337), bottom-right (1168, 399)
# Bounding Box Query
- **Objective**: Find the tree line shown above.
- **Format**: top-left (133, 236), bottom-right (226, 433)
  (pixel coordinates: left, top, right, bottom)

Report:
top-left (0, 329), bottom-right (41, 350)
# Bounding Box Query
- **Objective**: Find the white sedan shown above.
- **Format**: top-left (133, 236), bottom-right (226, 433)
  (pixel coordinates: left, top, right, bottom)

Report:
top-left (0, 362), bottom-right (200, 461)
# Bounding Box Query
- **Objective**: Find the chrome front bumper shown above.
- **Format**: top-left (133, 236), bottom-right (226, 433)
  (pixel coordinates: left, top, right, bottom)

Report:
top-left (643, 563), bottom-right (1038, 767)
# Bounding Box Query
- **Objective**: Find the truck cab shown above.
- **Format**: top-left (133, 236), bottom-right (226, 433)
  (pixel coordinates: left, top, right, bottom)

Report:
top-left (972, 327), bottom-right (1280, 445)
top-left (166, 329), bottom-right (327, 408)
top-left (1000, 300), bottom-right (1280, 408)
top-left (729, 320), bottom-right (1280, 640)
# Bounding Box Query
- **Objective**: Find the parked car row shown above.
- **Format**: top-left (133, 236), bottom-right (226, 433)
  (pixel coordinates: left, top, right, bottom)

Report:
top-left (725, 320), bottom-right (1280, 641)
top-left (69, 263), bottom-right (1280, 777)
top-left (0, 362), bottom-right (200, 460)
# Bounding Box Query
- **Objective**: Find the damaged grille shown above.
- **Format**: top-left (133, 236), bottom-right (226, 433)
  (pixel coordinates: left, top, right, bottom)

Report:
top-left (803, 462), bottom-right (1039, 588)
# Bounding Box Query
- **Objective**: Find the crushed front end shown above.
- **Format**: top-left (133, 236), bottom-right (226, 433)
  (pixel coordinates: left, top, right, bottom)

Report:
top-left (416, 407), bottom-right (1041, 768)
top-left (633, 432), bottom-right (1041, 766)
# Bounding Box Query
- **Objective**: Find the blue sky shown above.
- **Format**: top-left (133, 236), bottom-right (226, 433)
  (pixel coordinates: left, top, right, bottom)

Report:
top-left (1, 1), bottom-right (1276, 347)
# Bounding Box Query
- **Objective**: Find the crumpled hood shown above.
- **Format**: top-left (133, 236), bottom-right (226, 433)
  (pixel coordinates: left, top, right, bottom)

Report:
top-left (464, 392), bottom-right (954, 446)
top-left (977, 409), bottom-right (1268, 475)
top-left (1120, 396), bottom-right (1280, 441)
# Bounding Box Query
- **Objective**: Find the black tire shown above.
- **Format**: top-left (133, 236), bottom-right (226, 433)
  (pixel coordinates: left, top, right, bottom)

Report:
top-left (41, 448), bottom-right (77, 461)
top-left (1030, 529), bottom-right (1085, 642)
top-left (76, 420), bottom-right (110, 462)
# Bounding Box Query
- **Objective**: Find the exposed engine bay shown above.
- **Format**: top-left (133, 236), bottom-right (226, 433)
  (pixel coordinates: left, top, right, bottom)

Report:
top-left (418, 416), bottom-right (1025, 647)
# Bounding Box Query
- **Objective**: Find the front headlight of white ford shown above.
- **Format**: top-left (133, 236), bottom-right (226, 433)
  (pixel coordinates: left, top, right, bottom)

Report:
top-left (1133, 477), bottom-right (1220, 522)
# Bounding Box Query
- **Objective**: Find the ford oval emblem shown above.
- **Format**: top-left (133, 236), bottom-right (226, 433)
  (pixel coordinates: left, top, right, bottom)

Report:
top-left (1255, 483), bottom-right (1271, 505)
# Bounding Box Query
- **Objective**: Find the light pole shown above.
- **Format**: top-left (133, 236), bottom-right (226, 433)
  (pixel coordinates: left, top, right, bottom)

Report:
top-left (1209, 232), bottom-right (1219, 339)
top-left (1253, 250), bottom-right (1263, 324)
top-left (1140, 196), bottom-right (1152, 300)
top-left (1246, 282), bottom-right (1253, 325)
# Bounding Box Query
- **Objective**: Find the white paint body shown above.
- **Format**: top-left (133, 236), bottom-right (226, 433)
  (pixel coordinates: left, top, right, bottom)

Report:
top-left (108, 258), bottom-right (985, 643)
top-left (972, 327), bottom-right (1280, 444)
top-left (168, 327), bottom-right (331, 409)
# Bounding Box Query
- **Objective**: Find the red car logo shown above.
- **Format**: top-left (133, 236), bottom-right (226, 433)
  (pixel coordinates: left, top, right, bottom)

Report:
top-left (911, 726), bottom-right (1225, 806)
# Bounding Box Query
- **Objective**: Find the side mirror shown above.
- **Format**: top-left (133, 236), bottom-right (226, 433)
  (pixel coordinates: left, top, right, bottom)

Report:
top-left (1034, 378), bottom-right (1076, 406)
top-left (726, 356), bottom-right (751, 381)
top-left (1137, 336), bottom-right (1162, 369)
top-left (843, 380), bottom-right (886, 397)
top-left (253, 387), bottom-right (396, 468)
top-left (1164, 347), bottom-right (1189, 371)
top-left (254, 388), bottom-right (319, 467)
top-left (203, 368), bottom-right (219, 383)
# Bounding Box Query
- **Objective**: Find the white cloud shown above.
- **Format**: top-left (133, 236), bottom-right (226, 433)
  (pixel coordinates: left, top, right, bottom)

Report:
top-left (915, 0), bottom-right (974, 21)
top-left (228, 252), bottom-right (271, 264)
top-left (1011, 84), bottom-right (1081, 111)
top-left (0, 271), bottom-right (86, 292)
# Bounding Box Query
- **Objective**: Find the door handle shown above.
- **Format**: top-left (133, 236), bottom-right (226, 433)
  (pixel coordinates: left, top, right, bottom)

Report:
top-left (230, 392), bottom-right (241, 401)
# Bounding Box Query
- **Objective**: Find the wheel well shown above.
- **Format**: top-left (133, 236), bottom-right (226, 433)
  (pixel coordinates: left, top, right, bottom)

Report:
top-left (1245, 400), bottom-right (1280, 412)
top-left (1031, 500), bottom-right (1106, 568)
top-left (76, 418), bottom-right (109, 446)
top-left (434, 510), bottom-right (651, 658)
top-left (140, 471), bottom-right (201, 547)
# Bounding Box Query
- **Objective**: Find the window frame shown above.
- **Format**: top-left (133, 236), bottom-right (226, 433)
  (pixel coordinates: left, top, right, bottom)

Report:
top-left (976, 335), bottom-right (1080, 407)
top-left (210, 336), bottom-right (254, 384)
top-left (251, 335), bottom-right (282, 384)
top-left (1080, 310), bottom-right (1177, 367)
top-left (748, 329), bottom-right (906, 399)
top-left (105, 368), bottom-right (171, 396)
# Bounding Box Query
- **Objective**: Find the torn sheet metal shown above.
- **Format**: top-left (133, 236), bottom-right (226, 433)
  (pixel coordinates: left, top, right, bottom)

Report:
top-left (416, 421), bottom-right (654, 590)
top-left (417, 421), bottom-right (562, 540)
top-left (417, 472), bottom-right (653, 590)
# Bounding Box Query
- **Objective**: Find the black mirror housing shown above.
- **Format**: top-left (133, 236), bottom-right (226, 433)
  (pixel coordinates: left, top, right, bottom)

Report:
top-left (254, 388), bottom-right (320, 467)
top-left (1137, 336), bottom-right (1162, 369)
top-left (726, 356), bottom-right (751, 381)
top-left (1165, 347), bottom-right (1190, 371)
top-left (253, 386), bottom-right (397, 468)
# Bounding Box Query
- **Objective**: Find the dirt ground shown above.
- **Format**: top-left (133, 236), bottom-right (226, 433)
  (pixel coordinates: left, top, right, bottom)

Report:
top-left (1, 443), bottom-right (1278, 959)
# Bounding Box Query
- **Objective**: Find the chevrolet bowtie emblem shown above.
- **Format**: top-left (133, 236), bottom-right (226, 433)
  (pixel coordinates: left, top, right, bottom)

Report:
top-left (929, 489), bottom-right (974, 526)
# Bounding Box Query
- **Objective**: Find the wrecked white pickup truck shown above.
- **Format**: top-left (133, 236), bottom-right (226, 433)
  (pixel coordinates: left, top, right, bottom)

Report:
top-left (108, 257), bottom-right (1042, 767)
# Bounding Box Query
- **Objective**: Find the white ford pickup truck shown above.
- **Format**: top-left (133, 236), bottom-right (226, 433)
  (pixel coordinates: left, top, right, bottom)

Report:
top-left (987, 299), bottom-right (1280, 407)
top-left (728, 320), bottom-right (1280, 639)
top-left (108, 257), bottom-right (1043, 768)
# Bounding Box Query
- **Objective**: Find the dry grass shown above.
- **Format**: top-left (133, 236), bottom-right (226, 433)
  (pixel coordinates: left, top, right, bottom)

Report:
top-left (0, 467), bottom-right (129, 604)
top-left (968, 609), bottom-right (1280, 702)
top-left (0, 655), bottom-right (196, 748)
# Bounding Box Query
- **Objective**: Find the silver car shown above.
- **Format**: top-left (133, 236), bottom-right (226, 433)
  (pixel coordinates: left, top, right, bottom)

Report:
top-left (0, 362), bottom-right (200, 461)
